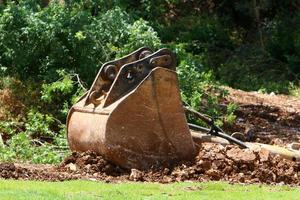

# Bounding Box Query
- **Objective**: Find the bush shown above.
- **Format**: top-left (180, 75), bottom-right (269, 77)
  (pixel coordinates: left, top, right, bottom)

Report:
top-left (266, 12), bottom-right (300, 76)
top-left (0, 132), bottom-right (67, 164)
top-left (174, 44), bottom-right (236, 127)
top-left (218, 46), bottom-right (292, 94)
top-left (0, 110), bottom-right (68, 164)
top-left (115, 19), bottom-right (161, 57)
top-left (0, 2), bottom-right (161, 84)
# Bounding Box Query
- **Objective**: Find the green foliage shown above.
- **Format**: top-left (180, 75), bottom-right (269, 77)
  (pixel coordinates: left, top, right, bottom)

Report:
top-left (0, 132), bottom-right (67, 164)
top-left (218, 47), bottom-right (292, 94)
top-left (40, 70), bottom-right (86, 122)
top-left (129, 0), bottom-right (300, 95)
top-left (0, 111), bottom-right (68, 164)
top-left (116, 19), bottom-right (161, 56)
top-left (41, 70), bottom-right (74, 103)
top-left (0, 1), bottom-right (164, 85)
top-left (174, 44), bottom-right (236, 126)
top-left (266, 13), bottom-right (300, 75)
top-left (225, 103), bottom-right (238, 125)
top-left (0, 121), bottom-right (22, 136)
top-left (163, 15), bottom-right (233, 50)
top-left (0, 70), bottom-right (80, 164)
top-left (288, 83), bottom-right (300, 98)
top-left (0, 2), bottom-right (113, 82)
top-left (25, 110), bottom-right (55, 138)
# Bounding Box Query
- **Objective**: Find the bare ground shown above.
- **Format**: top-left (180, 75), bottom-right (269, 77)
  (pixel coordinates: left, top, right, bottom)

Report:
top-left (224, 87), bottom-right (300, 145)
top-left (1, 88), bottom-right (300, 185)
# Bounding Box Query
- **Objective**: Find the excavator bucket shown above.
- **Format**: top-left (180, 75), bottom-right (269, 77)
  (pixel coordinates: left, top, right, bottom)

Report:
top-left (67, 48), bottom-right (196, 169)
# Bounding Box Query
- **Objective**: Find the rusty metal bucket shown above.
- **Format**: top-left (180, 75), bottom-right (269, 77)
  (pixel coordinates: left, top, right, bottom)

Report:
top-left (67, 48), bottom-right (196, 169)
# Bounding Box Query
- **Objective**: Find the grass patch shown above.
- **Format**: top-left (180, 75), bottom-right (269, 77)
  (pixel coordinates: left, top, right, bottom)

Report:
top-left (0, 179), bottom-right (299, 200)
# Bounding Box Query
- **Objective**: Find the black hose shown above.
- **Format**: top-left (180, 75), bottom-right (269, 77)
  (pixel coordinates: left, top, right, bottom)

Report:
top-left (188, 123), bottom-right (248, 149)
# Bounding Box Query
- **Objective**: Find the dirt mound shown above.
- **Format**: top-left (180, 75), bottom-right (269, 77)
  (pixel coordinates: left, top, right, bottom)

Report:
top-left (225, 87), bottom-right (300, 115)
top-left (0, 163), bottom-right (73, 181)
top-left (136, 143), bottom-right (300, 185)
top-left (1, 145), bottom-right (299, 185)
top-left (223, 87), bottom-right (300, 145)
top-left (60, 151), bottom-right (129, 178)
top-left (190, 143), bottom-right (300, 185)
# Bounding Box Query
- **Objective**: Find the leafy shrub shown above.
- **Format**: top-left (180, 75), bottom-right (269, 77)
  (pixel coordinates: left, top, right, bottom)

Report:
top-left (0, 77), bottom-right (40, 121)
top-left (41, 70), bottom-right (74, 104)
top-left (25, 110), bottom-right (55, 138)
top-left (40, 70), bottom-right (83, 120)
top-left (174, 44), bottom-right (236, 127)
top-left (116, 19), bottom-right (161, 57)
top-left (218, 46), bottom-right (292, 94)
top-left (0, 1), bottom-right (163, 85)
top-left (0, 2), bottom-right (117, 82)
top-left (0, 110), bottom-right (68, 164)
top-left (0, 132), bottom-right (67, 164)
top-left (266, 12), bottom-right (300, 76)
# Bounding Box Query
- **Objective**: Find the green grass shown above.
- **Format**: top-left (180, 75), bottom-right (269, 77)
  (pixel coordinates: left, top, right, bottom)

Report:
top-left (0, 179), bottom-right (299, 200)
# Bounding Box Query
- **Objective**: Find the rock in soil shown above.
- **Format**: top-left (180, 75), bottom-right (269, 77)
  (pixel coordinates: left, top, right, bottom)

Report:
top-left (130, 169), bottom-right (143, 181)
top-left (1, 145), bottom-right (299, 185)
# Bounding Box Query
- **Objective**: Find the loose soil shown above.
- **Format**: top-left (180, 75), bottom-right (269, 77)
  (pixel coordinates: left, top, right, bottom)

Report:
top-left (1, 88), bottom-right (300, 185)
top-left (224, 87), bottom-right (300, 145)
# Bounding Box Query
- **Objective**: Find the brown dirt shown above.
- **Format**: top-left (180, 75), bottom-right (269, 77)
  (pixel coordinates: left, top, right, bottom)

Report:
top-left (1, 145), bottom-right (299, 185)
top-left (223, 87), bottom-right (300, 145)
top-left (1, 87), bottom-right (300, 185)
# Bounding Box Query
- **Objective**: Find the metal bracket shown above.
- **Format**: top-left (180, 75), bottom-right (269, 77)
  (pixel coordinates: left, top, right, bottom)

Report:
top-left (85, 47), bottom-right (152, 106)
top-left (103, 48), bottom-right (176, 107)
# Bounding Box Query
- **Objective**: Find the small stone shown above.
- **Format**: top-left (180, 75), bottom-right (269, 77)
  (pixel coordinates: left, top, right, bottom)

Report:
top-left (215, 153), bottom-right (226, 160)
top-left (226, 148), bottom-right (256, 162)
top-left (84, 164), bottom-right (91, 170)
top-left (223, 166), bottom-right (233, 174)
top-left (277, 181), bottom-right (285, 186)
top-left (67, 163), bottom-right (77, 171)
top-left (212, 160), bottom-right (223, 169)
top-left (198, 160), bottom-right (211, 171)
top-left (93, 173), bottom-right (98, 177)
top-left (73, 173), bottom-right (81, 178)
top-left (161, 175), bottom-right (173, 183)
top-left (294, 173), bottom-right (298, 179)
top-left (259, 148), bottom-right (270, 162)
top-left (179, 171), bottom-right (189, 180)
top-left (271, 138), bottom-right (284, 146)
top-left (205, 169), bottom-right (221, 180)
top-left (163, 168), bottom-right (170, 175)
top-left (238, 173), bottom-right (245, 183)
top-left (105, 177), bottom-right (112, 183)
top-left (129, 169), bottom-right (143, 181)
